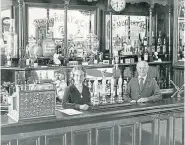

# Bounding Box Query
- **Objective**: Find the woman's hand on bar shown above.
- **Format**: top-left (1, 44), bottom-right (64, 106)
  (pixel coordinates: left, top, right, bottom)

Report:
top-left (79, 104), bottom-right (89, 110)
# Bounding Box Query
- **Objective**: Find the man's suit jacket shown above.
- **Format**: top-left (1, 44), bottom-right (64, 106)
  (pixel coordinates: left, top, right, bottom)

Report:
top-left (123, 76), bottom-right (162, 102)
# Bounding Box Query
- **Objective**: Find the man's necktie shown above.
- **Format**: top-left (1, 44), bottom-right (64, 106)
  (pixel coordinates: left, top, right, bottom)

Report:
top-left (140, 77), bottom-right (144, 91)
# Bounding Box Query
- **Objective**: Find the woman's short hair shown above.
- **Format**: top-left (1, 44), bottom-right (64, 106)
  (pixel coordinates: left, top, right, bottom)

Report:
top-left (71, 65), bottom-right (86, 78)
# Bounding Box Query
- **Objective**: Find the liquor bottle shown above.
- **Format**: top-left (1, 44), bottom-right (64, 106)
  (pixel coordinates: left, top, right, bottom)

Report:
top-left (138, 33), bottom-right (142, 47)
top-left (143, 36), bottom-right (148, 46)
top-left (162, 38), bottom-right (166, 54)
top-left (157, 31), bottom-right (162, 53)
top-left (143, 25), bottom-right (148, 47)
top-left (137, 49), bottom-right (142, 62)
top-left (25, 52), bottom-right (30, 67)
top-left (34, 56), bottom-right (38, 68)
top-left (94, 52), bottom-right (98, 64)
top-left (7, 19), bottom-right (18, 58)
top-left (133, 40), bottom-right (137, 55)
top-left (6, 55), bottom-right (12, 67)
top-left (151, 31), bottom-right (155, 52)
top-left (144, 47), bottom-right (149, 62)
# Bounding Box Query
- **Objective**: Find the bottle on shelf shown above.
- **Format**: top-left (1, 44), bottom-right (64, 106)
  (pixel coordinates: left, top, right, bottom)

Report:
top-left (137, 49), bottom-right (142, 62)
top-left (151, 31), bottom-right (155, 53)
top-left (144, 47), bottom-right (149, 62)
top-left (33, 56), bottom-right (38, 68)
top-left (143, 36), bottom-right (148, 47)
top-left (157, 31), bottom-right (162, 53)
top-left (162, 38), bottom-right (166, 54)
top-left (6, 55), bottom-right (12, 67)
top-left (25, 52), bottom-right (30, 67)
top-left (94, 51), bottom-right (98, 64)
top-left (138, 33), bottom-right (142, 47)
top-left (6, 19), bottom-right (18, 58)
top-left (143, 22), bottom-right (148, 47)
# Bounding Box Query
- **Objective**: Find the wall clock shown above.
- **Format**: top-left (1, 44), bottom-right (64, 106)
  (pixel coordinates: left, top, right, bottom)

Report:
top-left (109, 0), bottom-right (126, 12)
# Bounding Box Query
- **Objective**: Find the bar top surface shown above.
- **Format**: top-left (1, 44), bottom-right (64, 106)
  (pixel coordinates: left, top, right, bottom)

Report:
top-left (1, 98), bottom-right (184, 135)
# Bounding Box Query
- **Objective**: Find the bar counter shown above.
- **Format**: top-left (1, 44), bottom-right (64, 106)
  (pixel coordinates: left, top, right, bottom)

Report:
top-left (1, 98), bottom-right (184, 145)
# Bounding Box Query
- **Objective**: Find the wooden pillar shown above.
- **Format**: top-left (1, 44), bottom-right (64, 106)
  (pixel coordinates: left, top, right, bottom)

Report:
top-left (46, 8), bottom-right (49, 34)
top-left (168, 5), bottom-right (172, 88)
top-left (96, 7), bottom-right (101, 52)
top-left (173, 0), bottom-right (178, 64)
top-left (109, 11), bottom-right (113, 64)
top-left (155, 13), bottom-right (158, 49)
top-left (64, 0), bottom-right (69, 56)
top-left (168, 5), bottom-right (172, 61)
top-left (128, 16), bottom-right (130, 39)
top-left (149, 4), bottom-right (154, 53)
top-left (18, 0), bottom-right (24, 62)
top-left (0, 0), bottom-right (2, 38)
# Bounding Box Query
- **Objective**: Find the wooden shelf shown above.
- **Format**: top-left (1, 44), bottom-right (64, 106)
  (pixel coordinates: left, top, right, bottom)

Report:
top-left (0, 61), bottom-right (172, 71)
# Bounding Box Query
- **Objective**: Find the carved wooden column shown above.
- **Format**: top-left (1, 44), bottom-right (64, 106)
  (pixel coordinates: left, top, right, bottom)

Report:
top-left (46, 8), bottom-right (50, 34)
top-left (173, 0), bottom-right (178, 64)
top-left (96, 7), bottom-right (101, 52)
top-left (168, 5), bottom-right (172, 88)
top-left (149, 4), bottom-right (154, 53)
top-left (64, 0), bottom-right (70, 56)
top-left (168, 5), bottom-right (172, 61)
top-left (0, 0), bottom-right (2, 38)
top-left (109, 11), bottom-right (113, 64)
top-left (18, 0), bottom-right (24, 65)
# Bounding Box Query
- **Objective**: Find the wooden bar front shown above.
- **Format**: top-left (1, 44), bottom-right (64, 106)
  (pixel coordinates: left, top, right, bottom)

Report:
top-left (1, 98), bottom-right (184, 145)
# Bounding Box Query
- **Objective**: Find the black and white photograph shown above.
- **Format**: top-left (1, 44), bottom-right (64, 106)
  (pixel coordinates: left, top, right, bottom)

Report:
top-left (0, 0), bottom-right (184, 145)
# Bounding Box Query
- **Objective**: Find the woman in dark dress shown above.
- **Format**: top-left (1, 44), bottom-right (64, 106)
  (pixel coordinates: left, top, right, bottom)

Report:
top-left (61, 65), bottom-right (90, 110)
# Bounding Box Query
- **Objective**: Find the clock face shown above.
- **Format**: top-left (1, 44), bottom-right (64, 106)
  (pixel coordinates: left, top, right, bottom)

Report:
top-left (110, 0), bottom-right (126, 12)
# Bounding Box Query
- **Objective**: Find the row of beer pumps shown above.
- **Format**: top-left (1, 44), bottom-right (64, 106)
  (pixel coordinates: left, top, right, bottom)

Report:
top-left (84, 75), bottom-right (128, 105)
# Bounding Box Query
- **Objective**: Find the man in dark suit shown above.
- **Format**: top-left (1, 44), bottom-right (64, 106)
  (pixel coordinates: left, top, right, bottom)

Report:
top-left (124, 61), bottom-right (162, 103)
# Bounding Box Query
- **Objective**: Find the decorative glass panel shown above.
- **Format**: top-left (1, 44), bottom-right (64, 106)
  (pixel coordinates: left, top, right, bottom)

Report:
top-left (177, 0), bottom-right (185, 61)
top-left (105, 15), bottom-right (146, 51)
top-left (28, 8), bottom-right (94, 43)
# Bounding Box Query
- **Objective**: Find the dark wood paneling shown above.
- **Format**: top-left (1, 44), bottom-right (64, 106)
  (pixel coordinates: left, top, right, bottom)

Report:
top-left (173, 68), bottom-right (184, 87)
top-left (72, 130), bottom-right (91, 145)
top-left (140, 121), bottom-right (154, 145)
top-left (45, 133), bottom-right (66, 145)
top-left (1, 141), bottom-right (11, 145)
top-left (159, 119), bottom-right (168, 145)
top-left (18, 137), bottom-right (40, 145)
top-left (174, 117), bottom-right (183, 145)
top-left (154, 118), bottom-right (160, 145)
top-left (118, 125), bottom-right (134, 145)
top-left (96, 126), bottom-right (114, 145)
